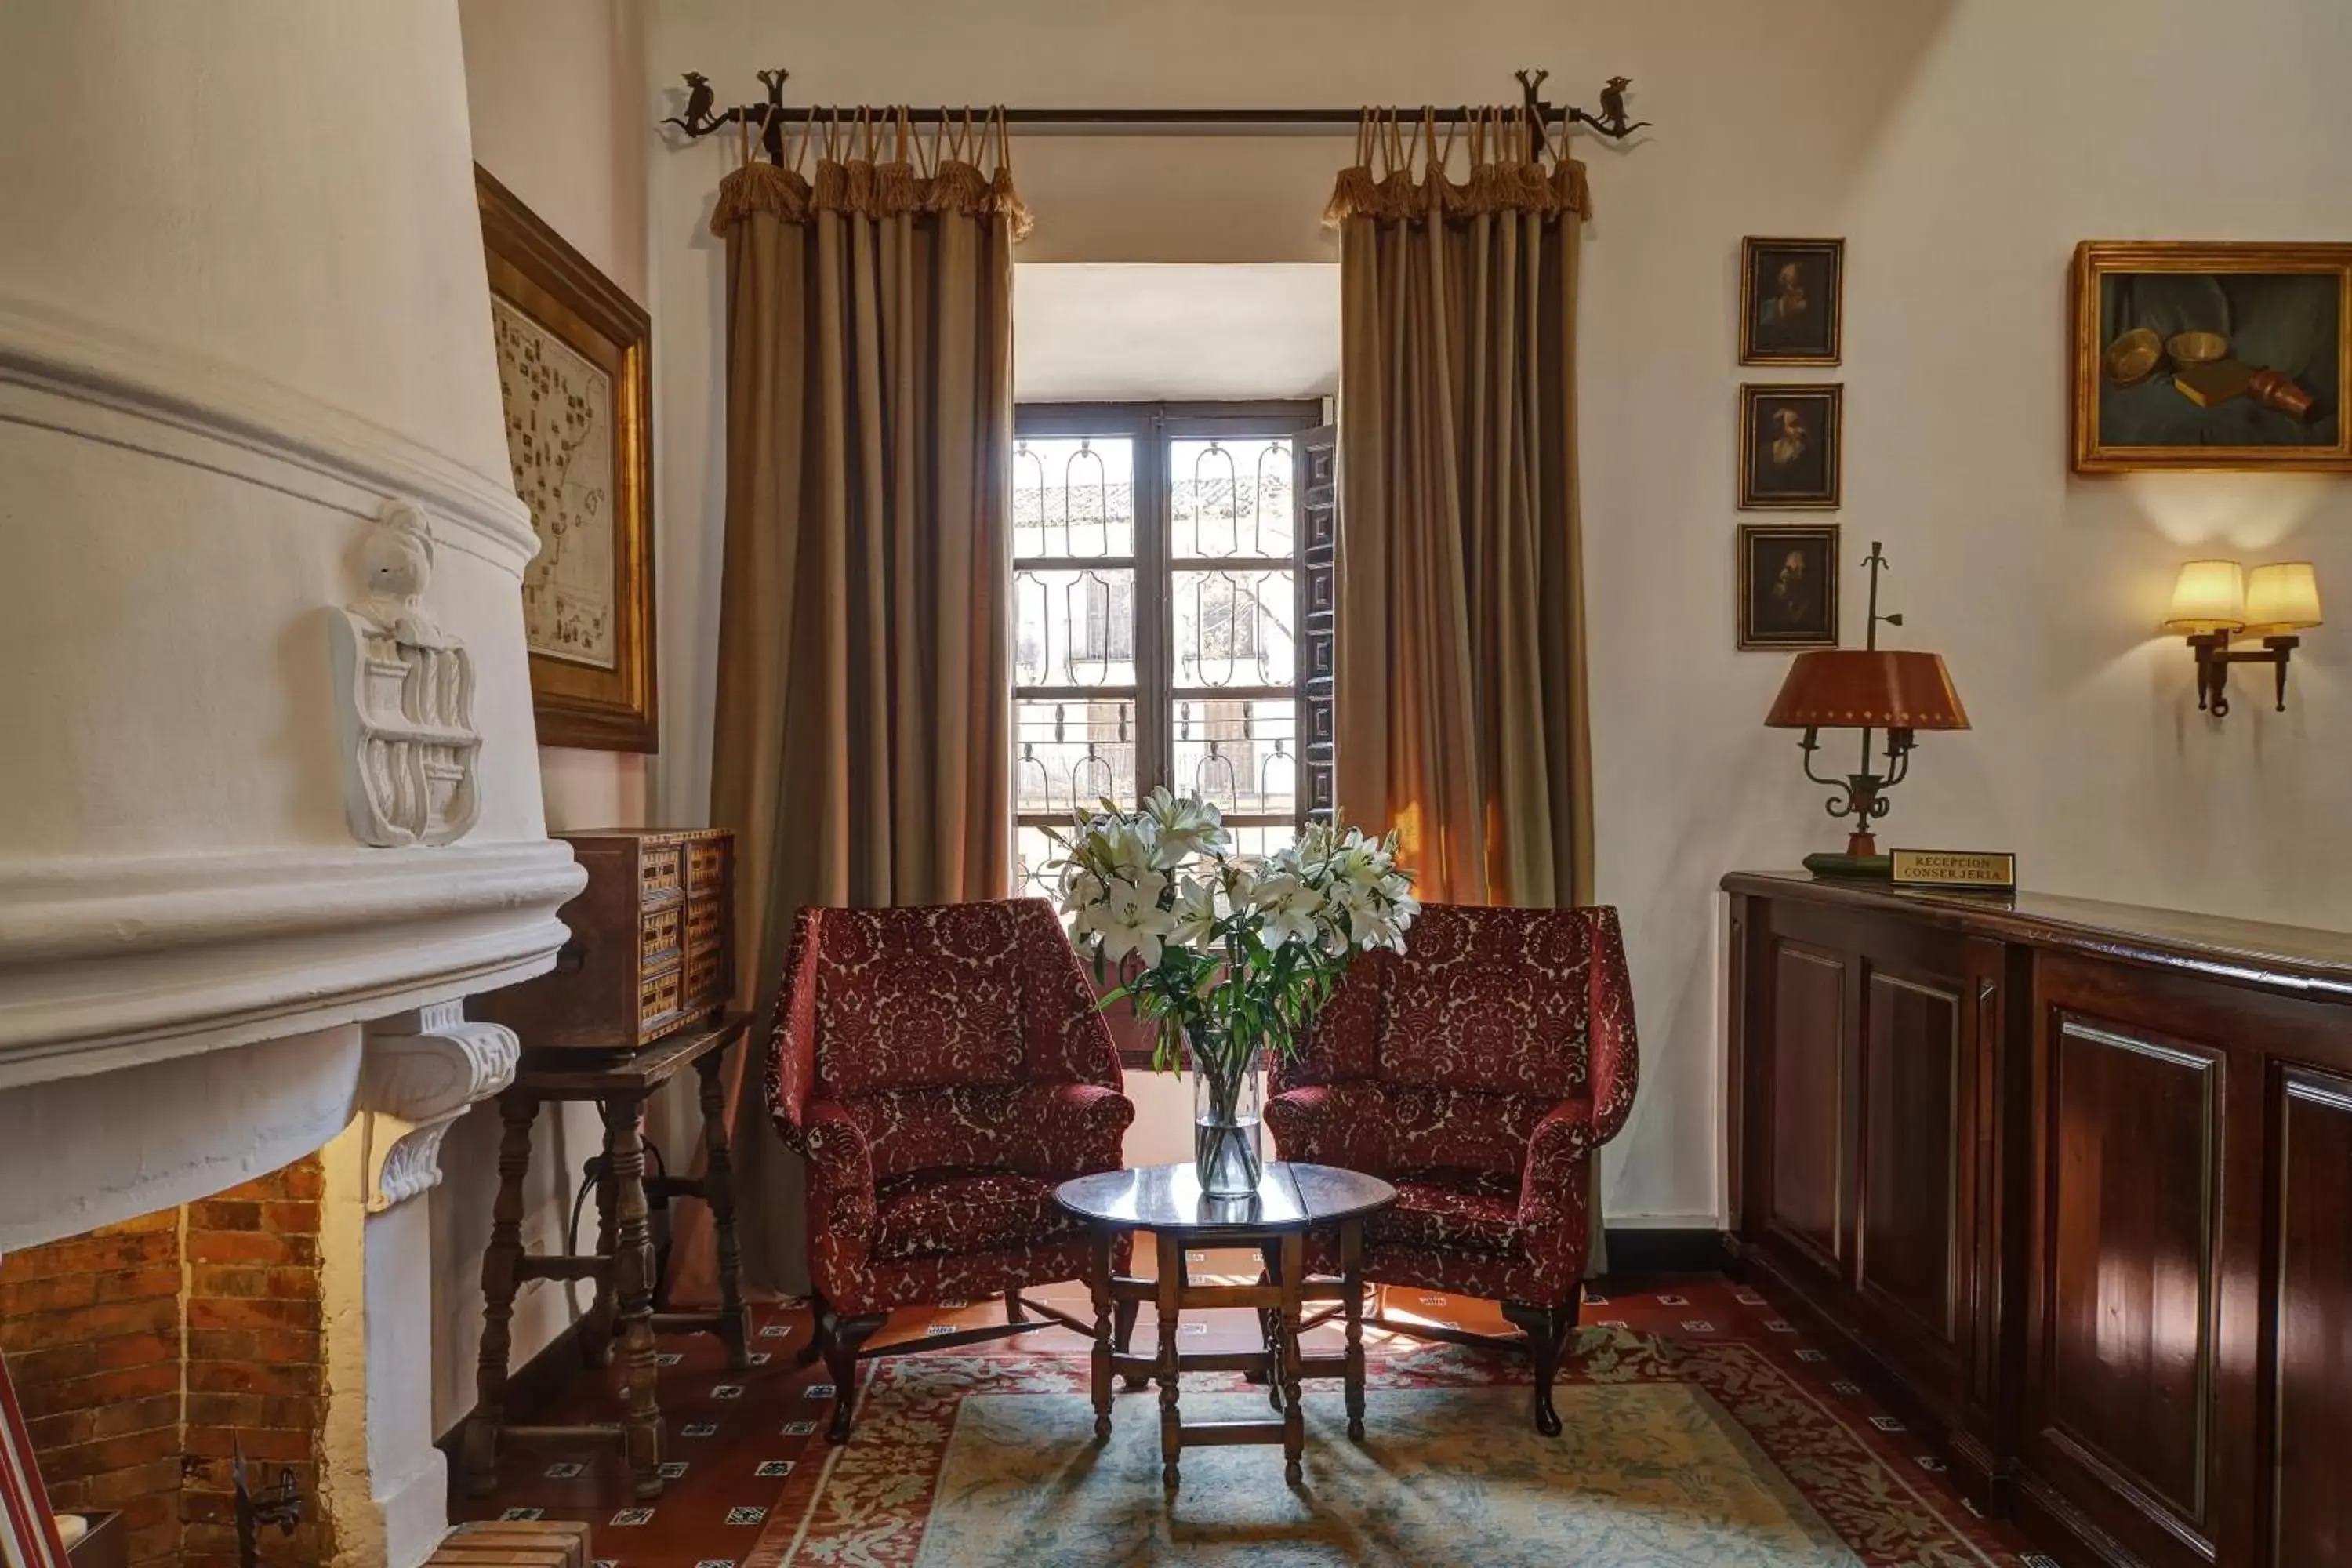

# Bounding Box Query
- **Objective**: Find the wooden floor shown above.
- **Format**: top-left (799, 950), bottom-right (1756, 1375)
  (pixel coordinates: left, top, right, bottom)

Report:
top-left (448, 1258), bottom-right (2034, 1567)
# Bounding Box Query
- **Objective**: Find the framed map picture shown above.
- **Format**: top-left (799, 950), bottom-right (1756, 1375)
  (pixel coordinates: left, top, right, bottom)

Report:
top-left (477, 165), bottom-right (657, 751)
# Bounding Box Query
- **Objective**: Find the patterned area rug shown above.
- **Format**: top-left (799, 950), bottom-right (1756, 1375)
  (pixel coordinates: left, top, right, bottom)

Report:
top-left (748, 1332), bottom-right (2010, 1567)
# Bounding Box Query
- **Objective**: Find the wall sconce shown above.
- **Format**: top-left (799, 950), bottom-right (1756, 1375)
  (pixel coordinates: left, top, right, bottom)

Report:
top-left (2165, 559), bottom-right (2323, 716)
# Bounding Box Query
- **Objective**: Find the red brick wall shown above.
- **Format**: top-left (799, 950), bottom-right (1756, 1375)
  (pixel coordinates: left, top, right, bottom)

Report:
top-left (0, 1211), bottom-right (185, 1566)
top-left (0, 1155), bottom-right (336, 1568)
top-left (181, 1157), bottom-right (332, 1568)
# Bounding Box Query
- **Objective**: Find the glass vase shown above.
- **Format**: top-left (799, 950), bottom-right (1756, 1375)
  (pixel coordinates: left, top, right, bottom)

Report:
top-left (1189, 1030), bottom-right (1265, 1200)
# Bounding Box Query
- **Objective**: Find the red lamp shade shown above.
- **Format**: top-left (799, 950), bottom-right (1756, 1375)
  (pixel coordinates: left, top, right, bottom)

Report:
top-left (1765, 649), bottom-right (1969, 731)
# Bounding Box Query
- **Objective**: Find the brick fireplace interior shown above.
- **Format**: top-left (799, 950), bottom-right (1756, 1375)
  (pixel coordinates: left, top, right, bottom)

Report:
top-left (0, 1158), bottom-right (332, 1567)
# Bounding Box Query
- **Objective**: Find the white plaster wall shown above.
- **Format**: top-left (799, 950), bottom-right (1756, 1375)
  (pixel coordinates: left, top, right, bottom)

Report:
top-left (644, 0), bottom-right (2352, 1232)
top-left (435, 0), bottom-right (659, 1439)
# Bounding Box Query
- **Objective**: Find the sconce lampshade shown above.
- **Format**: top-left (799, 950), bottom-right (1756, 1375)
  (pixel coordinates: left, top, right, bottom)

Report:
top-left (2164, 559), bottom-right (2247, 633)
top-left (2243, 561), bottom-right (2323, 635)
top-left (1765, 649), bottom-right (1970, 731)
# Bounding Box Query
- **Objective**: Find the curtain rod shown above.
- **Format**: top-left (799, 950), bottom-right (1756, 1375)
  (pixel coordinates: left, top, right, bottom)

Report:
top-left (660, 67), bottom-right (1652, 162)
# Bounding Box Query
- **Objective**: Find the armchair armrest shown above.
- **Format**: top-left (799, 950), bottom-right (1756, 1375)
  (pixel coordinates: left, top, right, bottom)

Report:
top-left (799, 1100), bottom-right (877, 1251)
top-left (1518, 1100), bottom-right (1596, 1276)
top-left (1007, 1081), bottom-right (1134, 1179)
top-left (763, 906), bottom-right (826, 1139)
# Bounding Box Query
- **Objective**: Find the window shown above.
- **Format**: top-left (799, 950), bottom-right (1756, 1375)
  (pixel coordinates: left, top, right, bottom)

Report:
top-left (1011, 402), bottom-right (1333, 897)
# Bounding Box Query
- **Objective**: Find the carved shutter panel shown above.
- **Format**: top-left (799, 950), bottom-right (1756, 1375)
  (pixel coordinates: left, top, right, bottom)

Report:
top-left (1295, 424), bottom-right (1338, 823)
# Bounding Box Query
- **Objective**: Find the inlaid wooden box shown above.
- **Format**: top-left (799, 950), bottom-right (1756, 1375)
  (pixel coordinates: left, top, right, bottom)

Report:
top-left (475, 828), bottom-right (733, 1049)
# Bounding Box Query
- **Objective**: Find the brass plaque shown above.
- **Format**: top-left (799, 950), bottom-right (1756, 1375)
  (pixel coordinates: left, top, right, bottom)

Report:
top-left (1889, 849), bottom-right (2017, 891)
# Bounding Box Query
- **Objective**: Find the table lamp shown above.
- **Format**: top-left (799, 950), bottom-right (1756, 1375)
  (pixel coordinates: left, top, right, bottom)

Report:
top-left (1764, 542), bottom-right (1969, 877)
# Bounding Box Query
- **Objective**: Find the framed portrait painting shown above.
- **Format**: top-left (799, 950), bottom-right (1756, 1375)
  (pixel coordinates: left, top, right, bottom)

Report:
top-left (2072, 241), bottom-right (2351, 472)
top-left (1737, 524), bottom-right (1840, 650)
top-left (1739, 383), bottom-right (1842, 510)
top-left (1740, 238), bottom-right (1843, 365)
top-left (477, 165), bottom-right (659, 751)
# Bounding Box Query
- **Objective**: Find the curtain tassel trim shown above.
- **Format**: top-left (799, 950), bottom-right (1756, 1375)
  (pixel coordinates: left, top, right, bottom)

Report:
top-left (710, 104), bottom-right (1033, 240)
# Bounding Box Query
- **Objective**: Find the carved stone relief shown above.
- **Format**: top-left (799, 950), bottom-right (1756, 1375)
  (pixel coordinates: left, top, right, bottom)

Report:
top-left (355, 1001), bottom-right (518, 1211)
top-left (328, 501), bottom-right (483, 847)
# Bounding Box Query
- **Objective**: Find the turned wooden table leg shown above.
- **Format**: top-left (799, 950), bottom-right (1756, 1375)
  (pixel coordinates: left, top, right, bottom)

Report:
top-left (606, 1089), bottom-right (664, 1497)
top-left (462, 1088), bottom-right (536, 1496)
top-left (1088, 1231), bottom-right (1114, 1442)
top-left (1258, 1240), bottom-right (1285, 1410)
top-left (695, 1047), bottom-right (751, 1370)
top-left (1156, 1231), bottom-right (1183, 1489)
top-left (1341, 1217), bottom-right (1367, 1440)
top-left (1279, 1231), bottom-right (1305, 1484)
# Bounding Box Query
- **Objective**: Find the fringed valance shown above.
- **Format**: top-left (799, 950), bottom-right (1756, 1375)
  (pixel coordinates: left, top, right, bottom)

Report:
top-left (709, 105), bottom-right (1033, 240)
top-left (1323, 105), bottom-right (1591, 227)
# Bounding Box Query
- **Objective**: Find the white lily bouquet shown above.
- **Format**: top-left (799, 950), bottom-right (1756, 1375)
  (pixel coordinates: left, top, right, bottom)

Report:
top-left (1047, 788), bottom-right (1420, 1197)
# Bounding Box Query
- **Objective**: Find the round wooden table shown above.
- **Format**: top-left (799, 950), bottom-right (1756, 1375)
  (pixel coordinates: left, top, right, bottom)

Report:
top-left (1054, 1161), bottom-right (1396, 1486)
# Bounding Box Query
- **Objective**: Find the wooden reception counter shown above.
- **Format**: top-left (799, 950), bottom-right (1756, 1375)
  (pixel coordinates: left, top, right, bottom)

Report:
top-left (1722, 871), bottom-right (2352, 1568)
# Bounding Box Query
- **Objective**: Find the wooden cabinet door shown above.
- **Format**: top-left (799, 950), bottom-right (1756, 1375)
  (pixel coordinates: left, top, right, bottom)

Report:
top-left (2270, 1065), bottom-right (2352, 1566)
top-left (1762, 934), bottom-right (1849, 1283)
top-left (2024, 956), bottom-right (2259, 1568)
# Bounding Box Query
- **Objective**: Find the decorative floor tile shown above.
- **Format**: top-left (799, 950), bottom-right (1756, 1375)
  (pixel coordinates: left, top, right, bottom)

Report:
top-left (924, 1324), bottom-right (957, 1336)
top-left (1871, 1414), bottom-right (1906, 1432)
top-left (499, 1507), bottom-right (543, 1521)
top-left (681, 1421), bottom-right (718, 1438)
top-left (1582, 1291), bottom-right (1610, 1305)
top-left (658, 1461), bottom-right (689, 1479)
top-left (543, 1462), bottom-right (583, 1479)
top-left (695, 1559), bottom-right (736, 1568)
top-left (609, 1507), bottom-right (654, 1526)
top-left (759, 1323), bottom-right (789, 1338)
top-left (2022, 1556), bottom-right (2063, 1567)
top-left (1186, 1251), bottom-right (1207, 1262)
top-left (1766, 1318), bottom-right (1796, 1333)
top-left (754, 1460), bottom-right (794, 1478)
top-left (712, 1384), bottom-right (745, 1399)
top-left (1418, 1294), bottom-right (1446, 1305)
top-left (1596, 1318), bottom-right (1629, 1328)
top-left (1733, 1290), bottom-right (1768, 1305)
top-left (1795, 1348), bottom-right (1828, 1362)
top-left (781, 1420), bottom-right (817, 1435)
top-left (654, 1352), bottom-right (684, 1366)
top-left (1680, 1320), bottom-right (1716, 1334)
top-left (746, 1351), bottom-right (771, 1365)
top-left (724, 1506), bottom-right (768, 1526)
top-left (1654, 1293), bottom-right (1688, 1305)
top-left (1917, 1455), bottom-right (1948, 1472)
top-left (937, 1298), bottom-right (968, 1309)
top-left (1831, 1380), bottom-right (1861, 1395)
top-left (593, 1560), bottom-right (619, 1567)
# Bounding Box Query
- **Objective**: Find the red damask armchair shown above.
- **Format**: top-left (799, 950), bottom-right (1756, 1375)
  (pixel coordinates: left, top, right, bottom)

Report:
top-left (766, 899), bottom-right (1135, 1440)
top-left (1265, 903), bottom-right (1639, 1435)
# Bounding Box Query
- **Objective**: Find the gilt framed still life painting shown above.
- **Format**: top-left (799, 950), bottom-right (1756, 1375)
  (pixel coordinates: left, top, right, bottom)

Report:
top-left (1737, 524), bottom-right (1840, 650)
top-left (1739, 383), bottom-right (1842, 510)
top-left (2072, 241), bottom-right (2352, 473)
top-left (1740, 237), bottom-right (1843, 365)
top-left (477, 165), bottom-right (659, 751)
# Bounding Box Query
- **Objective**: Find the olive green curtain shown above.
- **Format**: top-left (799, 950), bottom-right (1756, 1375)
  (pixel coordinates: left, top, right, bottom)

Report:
top-left (669, 111), bottom-right (1024, 1301)
top-left (1328, 109), bottom-right (1605, 1269)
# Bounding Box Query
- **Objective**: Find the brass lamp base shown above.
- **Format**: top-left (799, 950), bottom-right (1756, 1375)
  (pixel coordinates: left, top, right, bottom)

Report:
top-left (1803, 851), bottom-right (1892, 880)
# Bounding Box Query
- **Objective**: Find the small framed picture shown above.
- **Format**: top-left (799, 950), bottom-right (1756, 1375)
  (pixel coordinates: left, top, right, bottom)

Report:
top-left (1740, 383), bottom-right (1842, 510)
top-left (1741, 238), bottom-right (1843, 365)
top-left (1737, 524), bottom-right (1840, 650)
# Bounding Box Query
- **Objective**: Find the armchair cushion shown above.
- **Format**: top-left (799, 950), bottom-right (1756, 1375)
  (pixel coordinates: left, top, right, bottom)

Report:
top-left (1374, 1178), bottom-right (1523, 1256)
top-left (872, 1171), bottom-right (1085, 1261)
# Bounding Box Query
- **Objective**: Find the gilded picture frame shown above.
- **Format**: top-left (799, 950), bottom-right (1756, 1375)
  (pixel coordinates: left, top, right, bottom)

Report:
top-left (1740, 237), bottom-right (1843, 365)
top-left (1737, 524), bottom-right (1841, 650)
top-left (2071, 240), bottom-right (2352, 474)
top-left (1739, 383), bottom-right (1842, 510)
top-left (477, 165), bottom-right (659, 752)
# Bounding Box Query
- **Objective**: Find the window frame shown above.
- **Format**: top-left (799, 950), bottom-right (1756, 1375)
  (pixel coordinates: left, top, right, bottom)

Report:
top-left (1012, 398), bottom-right (1325, 860)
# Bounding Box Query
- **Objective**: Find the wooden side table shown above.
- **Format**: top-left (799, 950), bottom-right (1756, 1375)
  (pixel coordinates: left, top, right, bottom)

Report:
top-left (1054, 1161), bottom-right (1396, 1487)
top-left (462, 1013), bottom-right (753, 1501)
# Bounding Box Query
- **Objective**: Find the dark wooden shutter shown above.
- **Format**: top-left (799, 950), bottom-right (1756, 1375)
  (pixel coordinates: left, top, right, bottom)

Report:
top-left (1295, 424), bottom-right (1338, 823)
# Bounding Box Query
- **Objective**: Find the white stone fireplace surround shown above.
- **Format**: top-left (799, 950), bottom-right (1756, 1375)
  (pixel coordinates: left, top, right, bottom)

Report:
top-left (0, 4), bottom-right (584, 1563)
